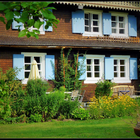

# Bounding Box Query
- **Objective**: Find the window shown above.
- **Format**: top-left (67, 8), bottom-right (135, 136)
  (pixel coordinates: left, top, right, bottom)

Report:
top-left (84, 55), bottom-right (105, 83)
top-left (21, 52), bottom-right (46, 84)
top-left (111, 55), bottom-right (130, 83)
top-left (83, 9), bottom-right (102, 36)
top-left (110, 12), bottom-right (128, 37)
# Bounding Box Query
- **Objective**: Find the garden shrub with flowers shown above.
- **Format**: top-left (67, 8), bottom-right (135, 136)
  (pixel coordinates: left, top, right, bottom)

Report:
top-left (88, 95), bottom-right (138, 119)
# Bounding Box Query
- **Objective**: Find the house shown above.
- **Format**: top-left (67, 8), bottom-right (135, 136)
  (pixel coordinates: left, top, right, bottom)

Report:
top-left (0, 1), bottom-right (140, 101)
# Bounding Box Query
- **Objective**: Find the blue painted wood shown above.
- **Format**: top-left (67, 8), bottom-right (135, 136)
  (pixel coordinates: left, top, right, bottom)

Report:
top-left (78, 56), bottom-right (86, 80)
top-left (43, 9), bottom-right (53, 32)
top-left (130, 58), bottom-right (138, 80)
top-left (104, 57), bottom-right (114, 80)
top-left (128, 15), bottom-right (137, 37)
top-left (45, 55), bottom-right (55, 80)
top-left (72, 10), bottom-right (84, 33)
top-left (13, 54), bottom-right (24, 80)
top-left (102, 13), bottom-right (111, 35)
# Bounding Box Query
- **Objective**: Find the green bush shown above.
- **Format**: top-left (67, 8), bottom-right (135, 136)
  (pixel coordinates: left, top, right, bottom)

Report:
top-left (59, 99), bottom-right (79, 119)
top-left (71, 108), bottom-right (90, 120)
top-left (29, 114), bottom-right (42, 123)
top-left (95, 78), bottom-right (116, 99)
top-left (45, 88), bottom-right (65, 119)
top-left (24, 79), bottom-right (49, 117)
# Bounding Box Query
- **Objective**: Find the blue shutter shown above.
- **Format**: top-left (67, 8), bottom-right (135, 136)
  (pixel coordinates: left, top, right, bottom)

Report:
top-left (78, 56), bottom-right (86, 80)
top-left (128, 15), bottom-right (137, 37)
top-left (13, 54), bottom-right (24, 80)
top-left (102, 13), bottom-right (111, 35)
top-left (104, 57), bottom-right (114, 80)
top-left (130, 58), bottom-right (138, 80)
top-left (43, 9), bottom-right (53, 32)
top-left (72, 10), bottom-right (84, 33)
top-left (12, 14), bottom-right (23, 30)
top-left (45, 55), bottom-right (55, 80)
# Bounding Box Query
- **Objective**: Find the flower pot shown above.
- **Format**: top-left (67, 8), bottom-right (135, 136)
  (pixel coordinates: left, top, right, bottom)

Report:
top-left (134, 127), bottom-right (140, 137)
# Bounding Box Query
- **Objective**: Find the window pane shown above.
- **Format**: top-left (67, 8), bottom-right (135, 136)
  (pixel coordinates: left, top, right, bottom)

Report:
top-left (85, 20), bottom-right (89, 25)
top-left (112, 29), bottom-right (117, 33)
top-left (119, 17), bottom-right (124, 22)
top-left (119, 23), bottom-right (124, 28)
top-left (114, 72), bottom-right (118, 77)
top-left (37, 64), bottom-right (41, 70)
top-left (114, 60), bottom-right (118, 65)
top-left (95, 66), bottom-right (100, 71)
top-left (95, 73), bottom-right (99, 77)
top-left (114, 66), bottom-right (118, 71)
top-left (111, 16), bottom-right (116, 21)
top-left (87, 66), bottom-right (91, 71)
top-left (85, 14), bottom-right (89, 19)
top-left (25, 72), bottom-right (30, 78)
top-left (121, 73), bottom-right (125, 77)
top-left (85, 27), bottom-right (89, 32)
top-left (120, 60), bottom-right (125, 65)
top-left (87, 72), bottom-right (92, 77)
top-left (93, 14), bottom-right (98, 19)
top-left (119, 29), bottom-right (124, 34)
top-left (112, 22), bottom-right (116, 27)
top-left (25, 64), bottom-right (31, 70)
top-left (120, 66), bottom-right (125, 71)
top-left (25, 57), bottom-right (31, 63)
top-left (93, 21), bottom-right (98, 26)
top-left (87, 59), bottom-right (91, 64)
top-left (93, 27), bottom-right (99, 32)
top-left (94, 59), bottom-right (99, 64)
top-left (34, 57), bottom-right (40, 63)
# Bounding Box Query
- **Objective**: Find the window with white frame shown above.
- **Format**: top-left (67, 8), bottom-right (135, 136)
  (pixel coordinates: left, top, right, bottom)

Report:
top-left (110, 12), bottom-right (128, 37)
top-left (84, 55), bottom-right (105, 83)
top-left (21, 52), bottom-right (46, 84)
top-left (111, 55), bottom-right (131, 83)
top-left (83, 9), bottom-right (102, 36)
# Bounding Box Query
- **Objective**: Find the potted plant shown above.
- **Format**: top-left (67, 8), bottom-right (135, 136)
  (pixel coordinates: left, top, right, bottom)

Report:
top-left (128, 105), bottom-right (140, 137)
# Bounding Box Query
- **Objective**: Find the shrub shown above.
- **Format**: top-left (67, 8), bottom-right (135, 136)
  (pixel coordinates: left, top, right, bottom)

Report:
top-left (59, 99), bottom-right (79, 119)
top-left (29, 114), bottom-right (42, 123)
top-left (45, 88), bottom-right (65, 119)
top-left (71, 108), bottom-right (90, 120)
top-left (95, 78), bottom-right (116, 99)
top-left (24, 79), bottom-right (49, 117)
top-left (89, 95), bottom-right (138, 119)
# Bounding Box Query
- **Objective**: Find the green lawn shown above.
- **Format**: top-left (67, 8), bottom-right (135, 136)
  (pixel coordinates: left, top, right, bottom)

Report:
top-left (0, 116), bottom-right (139, 138)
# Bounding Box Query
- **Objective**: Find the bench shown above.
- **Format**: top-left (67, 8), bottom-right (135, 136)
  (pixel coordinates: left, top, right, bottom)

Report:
top-left (112, 85), bottom-right (135, 96)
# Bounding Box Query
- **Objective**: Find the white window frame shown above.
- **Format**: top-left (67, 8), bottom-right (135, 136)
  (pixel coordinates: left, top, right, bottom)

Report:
top-left (83, 9), bottom-right (103, 37)
top-left (84, 55), bottom-right (105, 84)
top-left (21, 52), bottom-right (46, 84)
top-left (111, 55), bottom-right (131, 83)
top-left (109, 11), bottom-right (128, 38)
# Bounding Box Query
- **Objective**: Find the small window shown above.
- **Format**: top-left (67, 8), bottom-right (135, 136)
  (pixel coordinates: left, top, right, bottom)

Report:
top-left (83, 10), bottom-right (102, 36)
top-left (84, 55), bottom-right (105, 84)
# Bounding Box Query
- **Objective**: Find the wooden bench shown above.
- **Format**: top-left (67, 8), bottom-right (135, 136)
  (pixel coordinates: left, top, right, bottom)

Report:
top-left (112, 85), bottom-right (135, 96)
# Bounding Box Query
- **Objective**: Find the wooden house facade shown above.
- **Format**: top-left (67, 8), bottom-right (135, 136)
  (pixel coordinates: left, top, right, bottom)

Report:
top-left (0, 1), bottom-right (140, 101)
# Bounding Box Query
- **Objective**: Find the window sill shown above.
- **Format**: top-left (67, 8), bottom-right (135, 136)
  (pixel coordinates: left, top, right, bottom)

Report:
top-left (84, 79), bottom-right (100, 84)
top-left (83, 32), bottom-right (103, 37)
top-left (111, 79), bottom-right (131, 83)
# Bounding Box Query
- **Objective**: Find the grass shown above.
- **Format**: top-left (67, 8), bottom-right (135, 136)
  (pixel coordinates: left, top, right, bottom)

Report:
top-left (0, 116), bottom-right (139, 138)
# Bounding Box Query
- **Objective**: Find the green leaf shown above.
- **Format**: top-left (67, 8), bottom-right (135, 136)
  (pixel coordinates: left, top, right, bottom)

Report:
top-left (0, 17), bottom-right (5, 24)
top-left (34, 34), bottom-right (39, 39)
top-left (6, 19), bottom-right (13, 30)
top-left (27, 19), bottom-right (34, 27)
top-left (5, 11), bottom-right (14, 21)
top-left (18, 30), bottom-right (27, 37)
top-left (0, 3), bottom-right (7, 10)
top-left (34, 20), bottom-right (41, 29)
top-left (21, 11), bottom-right (29, 22)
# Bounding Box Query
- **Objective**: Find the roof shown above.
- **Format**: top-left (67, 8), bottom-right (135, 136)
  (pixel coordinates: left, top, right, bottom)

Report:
top-left (55, 1), bottom-right (140, 12)
top-left (0, 36), bottom-right (140, 50)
